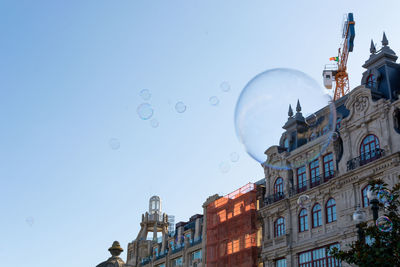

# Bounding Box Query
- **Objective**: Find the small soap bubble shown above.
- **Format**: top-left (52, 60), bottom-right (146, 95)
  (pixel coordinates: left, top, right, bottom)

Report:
top-left (209, 96), bottom-right (219, 106)
top-left (26, 217), bottom-right (34, 226)
top-left (377, 189), bottom-right (393, 205)
top-left (376, 216), bottom-right (393, 232)
top-left (297, 194), bottom-right (310, 208)
top-left (109, 138), bottom-right (120, 150)
top-left (230, 152), bottom-right (240, 162)
top-left (137, 103), bottom-right (154, 120)
top-left (220, 81), bottom-right (231, 92)
top-left (150, 119), bottom-right (159, 128)
top-left (219, 162), bottom-right (230, 173)
top-left (331, 131), bottom-right (339, 141)
top-left (305, 113), bottom-right (318, 126)
top-left (140, 89), bottom-right (151, 101)
top-left (175, 101), bottom-right (186, 113)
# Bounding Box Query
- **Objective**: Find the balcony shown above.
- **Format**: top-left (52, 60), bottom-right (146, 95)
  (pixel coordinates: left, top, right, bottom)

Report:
top-left (295, 171), bottom-right (336, 194)
top-left (346, 149), bottom-right (385, 171)
top-left (263, 192), bottom-right (285, 205)
top-left (262, 171), bottom-right (337, 206)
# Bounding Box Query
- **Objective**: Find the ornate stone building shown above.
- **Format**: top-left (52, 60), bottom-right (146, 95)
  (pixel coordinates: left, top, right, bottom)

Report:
top-left (121, 33), bottom-right (400, 267)
top-left (126, 196), bottom-right (204, 267)
top-left (259, 33), bottom-right (400, 266)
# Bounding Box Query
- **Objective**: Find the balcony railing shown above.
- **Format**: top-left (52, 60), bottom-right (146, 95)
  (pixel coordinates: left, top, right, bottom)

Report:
top-left (263, 192), bottom-right (285, 205)
top-left (263, 171), bottom-right (337, 206)
top-left (295, 170), bottom-right (336, 194)
top-left (346, 149), bottom-right (385, 171)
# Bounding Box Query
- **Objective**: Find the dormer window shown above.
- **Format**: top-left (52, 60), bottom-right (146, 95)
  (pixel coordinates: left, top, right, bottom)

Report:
top-left (284, 138), bottom-right (289, 149)
top-left (366, 74), bottom-right (377, 89)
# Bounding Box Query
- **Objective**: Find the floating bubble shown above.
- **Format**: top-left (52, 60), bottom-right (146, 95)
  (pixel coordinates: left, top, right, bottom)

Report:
top-left (209, 96), bottom-right (219, 106)
top-left (175, 101), bottom-right (186, 113)
top-left (137, 103), bottom-right (154, 120)
top-left (376, 216), bottom-right (393, 232)
top-left (230, 152), bottom-right (240, 162)
top-left (26, 217), bottom-right (34, 226)
top-left (331, 131), bottom-right (339, 142)
top-left (219, 162), bottom-right (230, 173)
top-left (140, 89), bottom-right (151, 101)
top-left (150, 119), bottom-right (159, 128)
top-left (109, 138), bottom-right (120, 150)
top-left (220, 81), bottom-right (231, 92)
top-left (297, 194), bottom-right (310, 208)
top-left (234, 68), bottom-right (336, 167)
top-left (305, 113), bottom-right (318, 126)
top-left (377, 189), bottom-right (393, 205)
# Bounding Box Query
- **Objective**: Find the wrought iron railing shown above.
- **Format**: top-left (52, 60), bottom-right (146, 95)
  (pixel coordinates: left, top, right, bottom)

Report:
top-left (263, 171), bottom-right (337, 206)
top-left (346, 149), bottom-right (385, 171)
top-left (263, 192), bottom-right (285, 205)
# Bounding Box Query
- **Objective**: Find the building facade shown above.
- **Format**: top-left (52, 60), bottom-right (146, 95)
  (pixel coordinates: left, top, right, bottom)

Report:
top-left (125, 33), bottom-right (400, 267)
top-left (259, 33), bottom-right (400, 266)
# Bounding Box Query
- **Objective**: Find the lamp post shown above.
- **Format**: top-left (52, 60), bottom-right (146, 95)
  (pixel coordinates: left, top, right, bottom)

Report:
top-left (353, 205), bottom-right (366, 242)
top-left (367, 187), bottom-right (379, 220)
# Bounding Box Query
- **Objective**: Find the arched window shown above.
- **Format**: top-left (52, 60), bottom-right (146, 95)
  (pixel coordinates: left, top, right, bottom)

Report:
top-left (274, 217), bottom-right (285, 237)
top-left (274, 177), bottom-right (284, 201)
top-left (366, 74), bottom-right (376, 88)
top-left (360, 135), bottom-right (380, 162)
top-left (312, 204), bottom-right (322, 228)
top-left (299, 209), bottom-right (308, 232)
top-left (362, 185), bottom-right (371, 208)
top-left (326, 198), bottom-right (337, 223)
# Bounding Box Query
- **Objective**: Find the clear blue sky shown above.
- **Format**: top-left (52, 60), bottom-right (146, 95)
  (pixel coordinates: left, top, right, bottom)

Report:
top-left (1, 1), bottom-right (399, 266)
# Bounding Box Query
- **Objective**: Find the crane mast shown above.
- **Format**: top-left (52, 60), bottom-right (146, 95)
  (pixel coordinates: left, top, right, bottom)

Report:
top-left (323, 13), bottom-right (355, 101)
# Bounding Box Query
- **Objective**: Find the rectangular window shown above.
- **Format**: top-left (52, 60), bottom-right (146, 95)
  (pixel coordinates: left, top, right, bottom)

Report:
top-left (190, 250), bottom-right (202, 265)
top-left (297, 166), bottom-right (307, 193)
top-left (323, 153), bottom-right (334, 180)
top-left (171, 257), bottom-right (183, 267)
top-left (275, 258), bottom-right (287, 267)
top-left (309, 159), bottom-right (320, 188)
top-left (299, 244), bottom-right (341, 267)
top-left (157, 264), bottom-right (165, 267)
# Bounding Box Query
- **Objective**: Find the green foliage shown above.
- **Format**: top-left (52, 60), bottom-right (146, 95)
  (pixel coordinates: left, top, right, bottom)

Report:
top-left (329, 177), bottom-right (400, 266)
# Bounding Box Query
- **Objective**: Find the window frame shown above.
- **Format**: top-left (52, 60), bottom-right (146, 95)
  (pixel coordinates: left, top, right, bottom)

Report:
top-left (362, 185), bottom-right (371, 208)
top-left (360, 134), bottom-right (380, 162)
top-left (298, 208), bottom-right (309, 232)
top-left (312, 203), bottom-right (322, 228)
top-left (274, 217), bottom-right (285, 237)
top-left (274, 177), bottom-right (284, 201)
top-left (366, 74), bottom-right (376, 88)
top-left (298, 243), bottom-right (341, 267)
top-left (326, 198), bottom-right (337, 223)
top-left (309, 158), bottom-right (320, 188)
top-left (297, 166), bottom-right (307, 193)
top-left (275, 257), bottom-right (287, 267)
top-left (323, 153), bottom-right (334, 180)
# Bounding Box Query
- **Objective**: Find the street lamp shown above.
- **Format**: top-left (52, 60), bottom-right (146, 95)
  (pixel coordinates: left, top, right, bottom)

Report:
top-left (353, 205), bottom-right (366, 242)
top-left (367, 187), bottom-right (379, 220)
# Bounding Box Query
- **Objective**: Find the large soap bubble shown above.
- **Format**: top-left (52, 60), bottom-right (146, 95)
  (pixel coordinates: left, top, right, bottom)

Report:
top-left (234, 68), bottom-right (335, 167)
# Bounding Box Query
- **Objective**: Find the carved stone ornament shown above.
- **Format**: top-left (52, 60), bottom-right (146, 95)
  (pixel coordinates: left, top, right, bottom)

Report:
top-left (354, 96), bottom-right (369, 113)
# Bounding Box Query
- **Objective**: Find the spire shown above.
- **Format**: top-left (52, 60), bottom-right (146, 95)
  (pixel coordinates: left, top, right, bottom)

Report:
top-left (382, 32), bottom-right (388, 46)
top-left (370, 39), bottom-right (376, 54)
top-left (296, 99), bottom-right (301, 112)
top-left (288, 104), bottom-right (293, 117)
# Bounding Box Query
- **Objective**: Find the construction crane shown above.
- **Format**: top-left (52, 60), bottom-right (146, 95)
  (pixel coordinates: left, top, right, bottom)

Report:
top-left (323, 13), bottom-right (355, 101)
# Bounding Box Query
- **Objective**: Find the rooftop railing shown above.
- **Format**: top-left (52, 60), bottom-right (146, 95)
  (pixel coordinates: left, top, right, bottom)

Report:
top-left (346, 149), bottom-right (385, 171)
